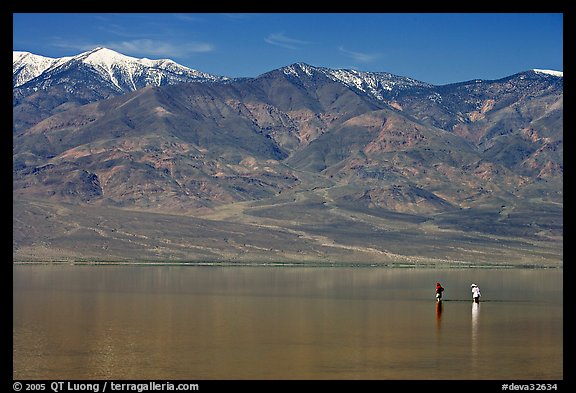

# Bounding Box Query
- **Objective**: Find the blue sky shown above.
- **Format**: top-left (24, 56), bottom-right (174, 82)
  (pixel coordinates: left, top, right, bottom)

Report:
top-left (13, 13), bottom-right (563, 85)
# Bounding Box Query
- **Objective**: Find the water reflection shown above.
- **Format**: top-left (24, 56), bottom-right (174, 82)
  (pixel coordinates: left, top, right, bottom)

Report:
top-left (436, 300), bottom-right (443, 334)
top-left (471, 301), bottom-right (480, 373)
top-left (13, 265), bottom-right (563, 380)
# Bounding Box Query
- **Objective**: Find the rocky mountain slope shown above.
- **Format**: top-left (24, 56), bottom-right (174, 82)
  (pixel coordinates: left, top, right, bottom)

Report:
top-left (13, 49), bottom-right (563, 265)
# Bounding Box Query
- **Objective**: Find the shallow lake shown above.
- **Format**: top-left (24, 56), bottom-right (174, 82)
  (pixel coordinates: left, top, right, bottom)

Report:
top-left (13, 265), bottom-right (562, 380)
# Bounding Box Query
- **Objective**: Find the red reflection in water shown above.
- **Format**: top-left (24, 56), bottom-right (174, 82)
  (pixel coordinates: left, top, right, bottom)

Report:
top-left (436, 300), bottom-right (443, 331)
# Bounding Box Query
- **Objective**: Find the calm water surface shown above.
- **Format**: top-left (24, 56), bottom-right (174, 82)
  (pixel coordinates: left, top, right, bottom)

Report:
top-left (13, 265), bottom-right (563, 380)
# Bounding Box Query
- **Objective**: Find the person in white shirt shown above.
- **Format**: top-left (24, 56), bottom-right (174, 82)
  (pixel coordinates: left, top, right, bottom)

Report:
top-left (471, 284), bottom-right (481, 303)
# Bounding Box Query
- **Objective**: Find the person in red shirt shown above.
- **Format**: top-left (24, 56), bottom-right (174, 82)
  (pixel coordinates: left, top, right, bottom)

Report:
top-left (436, 282), bottom-right (445, 302)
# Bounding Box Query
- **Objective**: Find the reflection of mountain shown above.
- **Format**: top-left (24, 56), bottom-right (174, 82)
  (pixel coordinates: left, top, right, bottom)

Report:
top-left (13, 49), bottom-right (563, 265)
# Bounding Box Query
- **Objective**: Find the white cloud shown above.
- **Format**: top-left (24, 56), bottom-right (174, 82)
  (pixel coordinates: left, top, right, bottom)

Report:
top-left (173, 14), bottom-right (206, 23)
top-left (338, 46), bottom-right (380, 63)
top-left (52, 39), bottom-right (214, 58)
top-left (221, 13), bottom-right (253, 20)
top-left (264, 33), bottom-right (311, 49)
top-left (108, 39), bottom-right (214, 56)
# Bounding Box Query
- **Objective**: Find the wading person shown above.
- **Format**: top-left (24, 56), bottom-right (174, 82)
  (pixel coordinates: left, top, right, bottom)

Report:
top-left (471, 284), bottom-right (481, 303)
top-left (436, 282), bottom-right (444, 302)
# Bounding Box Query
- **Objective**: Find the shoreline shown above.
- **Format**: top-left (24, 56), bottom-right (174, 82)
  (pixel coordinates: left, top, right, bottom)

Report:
top-left (12, 260), bottom-right (562, 269)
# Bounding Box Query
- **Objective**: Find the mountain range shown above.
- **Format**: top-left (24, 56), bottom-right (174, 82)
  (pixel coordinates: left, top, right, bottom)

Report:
top-left (13, 48), bottom-right (563, 266)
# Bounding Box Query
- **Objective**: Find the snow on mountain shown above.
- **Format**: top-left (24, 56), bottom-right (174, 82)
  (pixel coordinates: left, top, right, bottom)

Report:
top-left (281, 62), bottom-right (316, 78)
top-left (76, 47), bottom-right (227, 90)
top-left (323, 68), bottom-right (432, 100)
top-left (15, 48), bottom-right (562, 115)
top-left (280, 62), bottom-right (432, 103)
top-left (533, 69), bottom-right (563, 77)
top-left (13, 47), bottom-right (229, 92)
top-left (13, 51), bottom-right (71, 87)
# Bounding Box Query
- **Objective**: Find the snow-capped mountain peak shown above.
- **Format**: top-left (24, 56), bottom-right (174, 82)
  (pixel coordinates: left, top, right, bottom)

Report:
top-left (77, 47), bottom-right (217, 79)
top-left (533, 69), bottom-right (563, 77)
top-left (13, 47), bottom-right (229, 92)
top-left (279, 62), bottom-right (432, 102)
top-left (323, 68), bottom-right (432, 100)
top-left (281, 62), bottom-right (317, 78)
top-left (13, 51), bottom-right (71, 87)
top-left (79, 47), bottom-right (132, 66)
